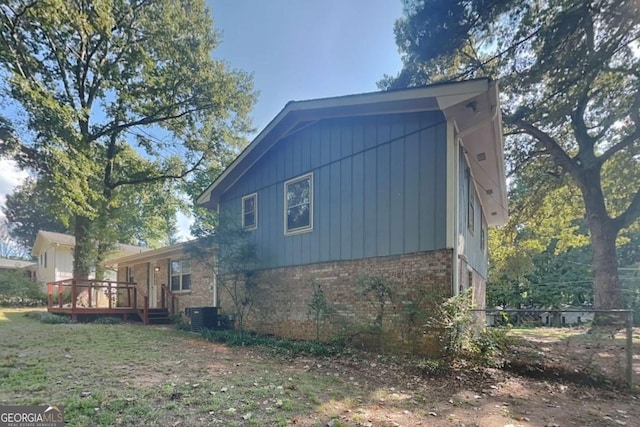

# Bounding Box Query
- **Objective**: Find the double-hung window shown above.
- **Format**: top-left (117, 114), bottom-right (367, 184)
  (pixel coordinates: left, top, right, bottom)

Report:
top-left (242, 193), bottom-right (257, 229)
top-left (284, 172), bottom-right (313, 235)
top-left (170, 259), bottom-right (191, 292)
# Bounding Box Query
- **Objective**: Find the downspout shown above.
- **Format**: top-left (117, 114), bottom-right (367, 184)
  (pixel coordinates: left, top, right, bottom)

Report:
top-left (446, 121), bottom-right (460, 297)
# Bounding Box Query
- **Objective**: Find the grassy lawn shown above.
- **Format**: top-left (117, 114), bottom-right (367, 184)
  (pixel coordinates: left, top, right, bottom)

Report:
top-left (0, 309), bottom-right (366, 426)
top-left (1, 308), bottom-right (639, 427)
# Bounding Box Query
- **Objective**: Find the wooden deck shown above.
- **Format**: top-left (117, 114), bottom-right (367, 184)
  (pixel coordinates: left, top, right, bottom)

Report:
top-left (46, 278), bottom-right (178, 324)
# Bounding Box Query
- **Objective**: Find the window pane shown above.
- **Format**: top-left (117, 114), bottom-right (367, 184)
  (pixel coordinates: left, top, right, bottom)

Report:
top-left (171, 260), bottom-right (181, 275)
top-left (182, 274), bottom-right (191, 290)
top-left (244, 212), bottom-right (255, 228)
top-left (244, 196), bottom-right (255, 213)
top-left (182, 259), bottom-right (191, 274)
top-left (171, 276), bottom-right (180, 291)
top-left (287, 204), bottom-right (310, 230)
top-left (286, 178), bottom-right (309, 208)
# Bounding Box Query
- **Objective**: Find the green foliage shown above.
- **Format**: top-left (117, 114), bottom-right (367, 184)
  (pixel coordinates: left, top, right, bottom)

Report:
top-left (24, 310), bottom-right (45, 321)
top-left (3, 178), bottom-right (68, 250)
top-left (92, 316), bottom-right (123, 325)
top-left (187, 216), bottom-right (257, 335)
top-left (358, 274), bottom-right (393, 331)
top-left (0, 270), bottom-right (45, 306)
top-left (307, 280), bottom-right (333, 342)
top-left (201, 329), bottom-right (343, 357)
top-left (386, 0), bottom-right (640, 309)
top-left (357, 274), bottom-right (394, 352)
top-left (468, 328), bottom-right (514, 367)
top-left (426, 290), bottom-right (474, 362)
top-left (0, 0), bottom-right (256, 277)
top-left (38, 313), bottom-right (71, 324)
top-left (169, 313), bottom-right (191, 331)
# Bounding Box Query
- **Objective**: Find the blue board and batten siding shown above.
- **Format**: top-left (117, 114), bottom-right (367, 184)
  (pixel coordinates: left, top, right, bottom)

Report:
top-left (219, 111), bottom-right (448, 270)
top-left (458, 149), bottom-right (489, 278)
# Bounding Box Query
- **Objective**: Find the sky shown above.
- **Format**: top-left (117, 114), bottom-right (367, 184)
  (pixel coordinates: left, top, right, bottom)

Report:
top-left (0, 0), bottom-right (405, 241)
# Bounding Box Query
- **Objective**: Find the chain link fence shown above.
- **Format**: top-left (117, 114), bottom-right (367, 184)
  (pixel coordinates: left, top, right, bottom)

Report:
top-left (473, 309), bottom-right (635, 388)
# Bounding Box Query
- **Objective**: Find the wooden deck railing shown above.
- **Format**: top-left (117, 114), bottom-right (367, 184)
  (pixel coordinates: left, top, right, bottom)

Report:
top-left (160, 284), bottom-right (178, 315)
top-left (47, 279), bottom-right (150, 324)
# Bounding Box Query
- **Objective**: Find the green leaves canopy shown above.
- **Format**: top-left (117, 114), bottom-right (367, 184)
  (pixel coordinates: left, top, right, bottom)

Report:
top-left (386, 0), bottom-right (640, 308)
top-left (0, 0), bottom-right (256, 276)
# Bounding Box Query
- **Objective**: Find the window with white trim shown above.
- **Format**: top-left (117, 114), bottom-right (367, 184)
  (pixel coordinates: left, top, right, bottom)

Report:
top-left (242, 193), bottom-right (257, 229)
top-left (170, 259), bottom-right (191, 292)
top-left (284, 173), bottom-right (313, 235)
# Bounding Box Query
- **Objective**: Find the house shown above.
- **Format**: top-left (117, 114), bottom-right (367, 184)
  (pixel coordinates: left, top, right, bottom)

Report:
top-left (197, 79), bottom-right (507, 354)
top-left (0, 257), bottom-right (37, 280)
top-left (541, 307), bottom-right (594, 326)
top-left (107, 241), bottom-right (216, 314)
top-left (32, 230), bottom-right (148, 287)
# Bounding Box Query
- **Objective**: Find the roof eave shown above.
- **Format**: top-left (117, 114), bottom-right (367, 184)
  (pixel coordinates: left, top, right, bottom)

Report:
top-left (197, 79), bottom-right (493, 207)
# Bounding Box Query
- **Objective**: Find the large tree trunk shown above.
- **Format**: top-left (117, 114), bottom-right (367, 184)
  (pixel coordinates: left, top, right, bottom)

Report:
top-left (73, 215), bottom-right (93, 279)
top-left (587, 215), bottom-right (623, 309)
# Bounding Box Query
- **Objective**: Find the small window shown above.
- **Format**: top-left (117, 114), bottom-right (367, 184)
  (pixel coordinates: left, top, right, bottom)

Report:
top-left (242, 193), bottom-right (257, 229)
top-left (171, 259), bottom-right (191, 292)
top-left (480, 223), bottom-right (486, 251)
top-left (125, 266), bottom-right (134, 283)
top-left (284, 173), bottom-right (313, 235)
top-left (44, 252), bottom-right (47, 268)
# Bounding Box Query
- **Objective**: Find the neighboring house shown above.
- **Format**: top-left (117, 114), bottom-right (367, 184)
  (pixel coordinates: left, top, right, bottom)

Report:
top-left (197, 79), bottom-right (507, 354)
top-left (31, 230), bottom-right (148, 287)
top-left (0, 258), bottom-right (37, 281)
top-left (542, 307), bottom-right (594, 326)
top-left (108, 242), bottom-right (215, 312)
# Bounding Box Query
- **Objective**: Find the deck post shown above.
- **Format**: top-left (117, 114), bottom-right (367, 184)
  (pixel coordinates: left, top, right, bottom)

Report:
top-left (143, 295), bottom-right (149, 325)
top-left (58, 284), bottom-right (63, 308)
top-left (133, 287), bottom-right (138, 310)
top-left (108, 282), bottom-right (112, 309)
top-left (87, 281), bottom-right (92, 308)
top-left (71, 280), bottom-right (77, 311)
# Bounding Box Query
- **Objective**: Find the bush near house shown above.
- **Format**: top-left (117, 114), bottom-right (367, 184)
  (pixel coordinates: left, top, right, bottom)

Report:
top-left (0, 270), bottom-right (46, 307)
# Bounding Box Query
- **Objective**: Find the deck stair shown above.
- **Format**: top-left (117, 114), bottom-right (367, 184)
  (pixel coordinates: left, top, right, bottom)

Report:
top-left (146, 308), bottom-right (171, 325)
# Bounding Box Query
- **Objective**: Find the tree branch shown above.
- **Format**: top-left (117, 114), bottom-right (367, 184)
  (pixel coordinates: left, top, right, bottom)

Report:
top-left (613, 188), bottom-right (640, 232)
top-left (506, 149), bottom-right (549, 178)
top-left (88, 102), bottom-right (208, 144)
top-left (108, 154), bottom-right (205, 189)
top-left (598, 90), bottom-right (640, 164)
top-left (506, 115), bottom-right (578, 177)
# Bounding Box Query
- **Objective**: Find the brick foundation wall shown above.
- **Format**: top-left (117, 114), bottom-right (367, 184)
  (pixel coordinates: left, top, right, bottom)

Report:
top-left (217, 249), bottom-right (454, 356)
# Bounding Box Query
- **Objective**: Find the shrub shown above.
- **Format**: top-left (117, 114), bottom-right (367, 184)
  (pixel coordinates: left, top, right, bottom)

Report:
top-left (25, 311), bottom-right (45, 320)
top-left (39, 313), bottom-right (70, 324)
top-left (0, 270), bottom-right (46, 307)
top-left (92, 316), bottom-right (123, 325)
top-left (469, 327), bottom-right (514, 367)
top-left (169, 314), bottom-right (191, 331)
